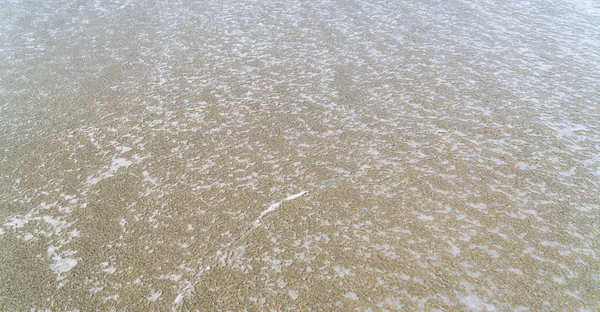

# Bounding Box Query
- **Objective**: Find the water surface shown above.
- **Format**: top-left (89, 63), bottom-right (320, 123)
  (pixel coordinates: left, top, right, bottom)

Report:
top-left (1, 0), bottom-right (599, 310)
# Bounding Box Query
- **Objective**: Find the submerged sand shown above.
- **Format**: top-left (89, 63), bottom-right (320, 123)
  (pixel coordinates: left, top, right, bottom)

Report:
top-left (1, 0), bottom-right (599, 311)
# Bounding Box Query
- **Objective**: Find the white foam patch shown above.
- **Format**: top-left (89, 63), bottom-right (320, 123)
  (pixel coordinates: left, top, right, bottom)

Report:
top-left (87, 156), bottom-right (141, 186)
top-left (344, 292), bottom-right (359, 300)
top-left (50, 257), bottom-right (78, 275)
top-left (49, 246), bottom-right (79, 279)
top-left (289, 289), bottom-right (299, 300)
top-left (173, 280), bottom-right (195, 307)
top-left (160, 273), bottom-right (182, 281)
top-left (458, 294), bottom-right (499, 312)
top-left (110, 157), bottom-right (132, 172)
top-left (448, 242), bottom-right (461, 256)
top-left (252, 191), bottom-right (307, 227)
top-left (5, 215), bottom-right (31, 229)
top-left (148, 290), bottom-right (162, 302)
top-left (418, 215), bottom-right (435, 221)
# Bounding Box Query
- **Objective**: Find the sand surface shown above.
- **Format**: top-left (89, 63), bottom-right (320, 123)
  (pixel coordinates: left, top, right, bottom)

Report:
top-left (1, 0), bottom-right (599, 310)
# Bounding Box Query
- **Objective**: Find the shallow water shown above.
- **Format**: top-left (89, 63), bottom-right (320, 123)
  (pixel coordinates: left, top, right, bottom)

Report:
top-left (1, 0), bottom-right (599, 310)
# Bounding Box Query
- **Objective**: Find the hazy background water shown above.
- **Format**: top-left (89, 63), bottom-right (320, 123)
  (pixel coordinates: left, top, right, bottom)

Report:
top-left (1, 0), bottom-right (599, 310)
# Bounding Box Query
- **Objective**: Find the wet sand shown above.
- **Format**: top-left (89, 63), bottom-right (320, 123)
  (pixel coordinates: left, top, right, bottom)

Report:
top-left (1, 0), bottom-right (599, 311)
